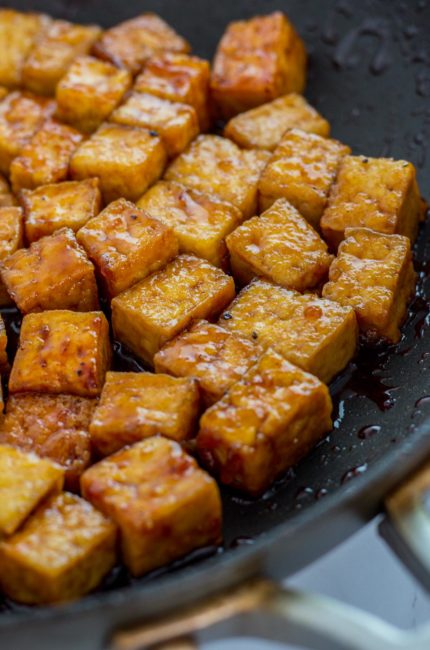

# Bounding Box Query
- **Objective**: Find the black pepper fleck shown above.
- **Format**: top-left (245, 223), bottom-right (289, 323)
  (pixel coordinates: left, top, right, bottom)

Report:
top-left (252, 331), bottom-right (258, 340)
top-left (149, 130), bottom-right (158, 137)
top-left (222, 312), bottom-right (232, 320)
top-left (130, 214), bottom-right (138, 220)
top-left (77, 369), bottom-right (83, 376)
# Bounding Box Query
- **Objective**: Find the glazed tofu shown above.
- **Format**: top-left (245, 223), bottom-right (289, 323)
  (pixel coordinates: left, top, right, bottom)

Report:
top-left (9, 310), bottom-right (110, 397)
top-left (0, 314), bottom-right (8, 372)
top-left (211, 12), bottom-right (307, 119)
top-left (224, 93), bottom-right (330, 151)
top-left (320, 156), bottom-right (426, 249)
top-left (0, 444), bottom-right (63, 536)
top-left (165, 135), bottom-right (270, 219)
top-left (90, 371), bottom-right (200, 456)
top-left (81, 437), bottom-right (221, 576)
top-left (219, 279), bottom-right (358, 383)
top-left (154, 320), bottom-right (263, 406)
top-left (226, 199), bottom-right (333, 290)
top-left (136, 181), bottom-right (242, 268)
top-left (70, 123), bottom-right (167, 203)
top-left (0, 174), bottom-right (16, 207)
top-left (0, 394), bottom-right (96, 491)
top-left (56, 55), bottom-right (132, 133)
top-left (1, 228), bottom-right (99, 314)
top-left (322, 228), bottom-right (416, 343)
top-left (110, 92), bottom-right (198, 158)
top-left (0, 492), bottom-right (116, 604)
top-left (112, 254), bottom-right (235, 365)
top-left (22, 178), bottom-right (102, 243)
top-left (92, 13), bottom-right (190, 75)
top-left (259, 129), bottom-right (350, 227)
top-left (22, 20), bottom-right (102, 96)
top-left (0, 206), bottom-right (23, 306)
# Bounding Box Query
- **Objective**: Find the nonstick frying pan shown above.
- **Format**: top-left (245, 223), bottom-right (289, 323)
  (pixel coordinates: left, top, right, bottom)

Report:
top-left (1, 1), bottom-right (430, 648)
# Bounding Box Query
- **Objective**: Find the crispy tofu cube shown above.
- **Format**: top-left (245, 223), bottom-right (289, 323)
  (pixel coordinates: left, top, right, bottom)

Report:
top-left (224, 93), bottom-right (330, 151)
top-left (0, 206), bottom-right (23, 307)
top-left (219, 279), bottom-right (357, 383)
top-left (322, 228), bottom-right (416, 343)
top-left (0, 444), bottom-right (64, 536)
top-left (56, 55), bottom-right (132, 133)
top-left (92, 13), bottom-right (190, 75)
top-left (320, 156), bottom-right (426, 249)
top-left (211, 12), bottom-right (307, 119)
top-left (0, 492), bottom-right (116, 604)
top-left (0, 173), bottom-right (17, 207)
top-left (154, 320), bottom-right (263, 407)
top-left (81, 437), bottom-right (221, 576)
top-left (165, 135), bottom-right (270, 219)
top-left (0, 394), bottom-right (96, 491)
top-left (112, 254), bottom-right (235, 365)
top-left (226, 198), bottom-right (333, 290)
top-left (136, 181), bottom-right (242, 268)
top-left (9, 310), bottom-right (111, 397)
top-left (0, 314), bottom-right (8, 372)
top-left (70, 122), bottom-right (167, 203)
top-left (76, 198), bottom-right (178, 298)
top-left (1, 228), bottom-right (99, 314)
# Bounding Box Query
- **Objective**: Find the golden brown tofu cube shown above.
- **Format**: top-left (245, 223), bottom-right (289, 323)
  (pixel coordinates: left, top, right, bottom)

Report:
top-left (1, 228), bottom-right (99, 314)
top-left (81, 437), bottom-right (221, 576)
top-left (56, 55), bottom-right (132, 133)
top-left (9, 310), bottom-right (111, 397)
top-left (0, 492), bottom-right (116, 604)
top-left (0, 206), bottom-right (23, 306)
top-left (0, 173), bottom-right (16, 207)
top-left (320, 156), bottom-right (426, 250)
top-left (70, 122), bottom-right (167, 203)
top-left (322, 228), bottom-right (416, 343)
top-left (0, 444), bottom-right (64, 536)
top-left (226, 198), bottom-right (333, 290)
top-left (165, 135), bottom-right (270, 219)
top-left (211, 12), bottom-right (307, 119)
top-left (0, 314), bottom-right (8, 372)
top-left (112, 254), bottom-right (235, 365)
top-left (224, 93), bottom-right (330, 151)
top-left (154, 320), bottom-right (263, 407)
top-left (0, 394), bottom-right (96, 491)
top-left (219, 279), bottom-right (357, 383)
top-left (77, 198), bottom-right (178, 298)
top-left (136, 181), bottom-right (242, 268)
top-left (92, 13), bottom-right (190, 75)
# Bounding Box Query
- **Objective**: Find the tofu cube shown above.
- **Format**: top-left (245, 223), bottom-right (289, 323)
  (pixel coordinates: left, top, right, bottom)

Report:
top-left (322, 228), bottom-right (416, 343)
top-left (0, 87), bottom-right (8, 101)
top-left (259, 129), bottom-right (350, 227)
top-left (0, 444), bottom-right (64, 536)
top-left (9, 310), bottom-right (111, 397)
top-left (211, 12), bottom-right (307, 119)
top-left (226, 198), bottom-right (333, 290)
top-left (0, 492), bottom-right (116, 604)
top-left (136, 181), bottom-right (242, 268)
top-left (197, 349), bottom-right (332, 495)
top-left (112, 254), bottom-right (235, 365)
top-left (320, 156), bottom-right (426, 249)
top-left (56, 55), bottom-right (132, 133)
top-left (0, 206), bottom-right (23, 306)
top-left (0, 314), bottom-right (8, 372)
top-left (219, 279), bottom-right (358, 383)
top-left (154, 320), bottom-right (263, 406)
top-left (224, 93), bottom-right (330, 151)
top-left (165, 135), bottom-right (270, 219)
top-left (70, 123), bottom-right (167, 203)
top-left (81, 437), bottom-right (221, 576)
top-left (0, 173), bottom-right (17, 207)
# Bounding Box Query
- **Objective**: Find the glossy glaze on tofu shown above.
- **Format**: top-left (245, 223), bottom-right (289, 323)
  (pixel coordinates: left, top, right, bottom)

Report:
top-left (0, 313), bottom-right (8, 372)
top-left (0, 206), bottom-right (24, 306)
top-left (0, 173), bottom-right (17, 207)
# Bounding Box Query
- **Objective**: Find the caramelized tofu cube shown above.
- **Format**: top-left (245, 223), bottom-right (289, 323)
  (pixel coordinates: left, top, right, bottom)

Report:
top-left (219, 279), bottom-right (357, 383)
top-left (165, 135), bottom-right (270, 219)
top-left (258, 128), bottom-right (350, 227)
top-left (56, 55), bottom-right (132, 133)
top-left (70, 123), bottom-right (167, 203)
top-left (322, 228), bottom-right (416, 343)
top-left (211, 12), bottom-right (307, 119)
top-left (0, 173), bottom-right (17, 207)
top-left (154, 320), bottom-right (263, 407)
top-left (0, 492), bottom-right (116, 604)
top-left (0, 444), bottom-right (63, 536)
top-left (92, 13), bottom-right (190, 75)
top-left (136, 181), bottom-right (242, 268)
top-left (112, 254), bottom-right (235, 365)
top-left (81, 437), bottom-right (221, 576)
top-left (226, 198), bottom-right (333, 290)
top-left (9, 310), bottom-right (110, 397)
top-left (0, 206), bottom-right (24, 306)
top-left (320, 156), bottom-right (426, 249)
top-left (0, 314), bottom-right (8, 372)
